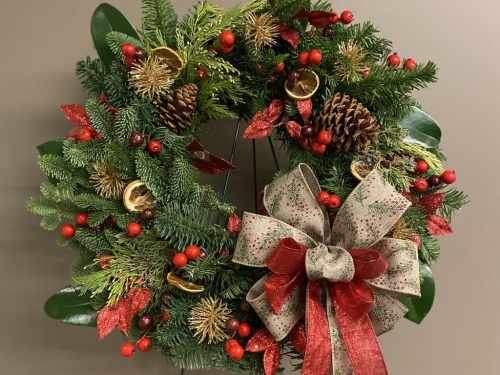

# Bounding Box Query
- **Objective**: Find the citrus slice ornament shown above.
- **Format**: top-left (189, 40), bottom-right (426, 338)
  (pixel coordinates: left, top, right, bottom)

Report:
top-left (122, 180), bottom-right (156, 212)
top-left (150, 46), bottom-right (184, 74)
top-left (166, 272), bottom-right (205, 293)
top-left (350, 160), bottom-right (373, 181)
top-left (284, 70), bottom-right (320, 100)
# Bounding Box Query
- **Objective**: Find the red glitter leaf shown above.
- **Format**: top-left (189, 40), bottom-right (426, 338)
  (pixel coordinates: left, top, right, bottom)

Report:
top-left (99, 93), bottom-right (118, 116)
top-left (289, 322), bottom-right (307, 353)
top-left (242, 119), bottom-right (272, 139)
top-left (401, 191), bottom-right (415, 203)
top-left (410, 236), bottom-right (421, 247)
top-left (191, 158), bottom-right (225, 174)
top-left (117, 299), bottom-right (134, 335)
top-left (97, 305), bottom-right (119, 339)
top-left (308, 10), bottom-right (335, 28)
top-left (296, 99), bottom-right (312, 124)
top-left (186, 139), bottom-right (206, 153)
top-left (263, 343), bottom-right (281, 375)
top-left (276, 23), bottom-right (299, 49)
top-left (416, 192), bottom-right (445, 215)
top-left (61, 104), bottom-right (90, 126)
top-left (427, 215), bottom-right (453, 235)
top-left (227, 213), bottom-right (242, 235)
top-left (245, 328), bottom-right (275, 352)
top-left (289, 7), bottom-right (310, 22)
top-left (264, 99), bottom-right (284, 123)
top-left (128, 287), bottom-right (151, 315)
top-left (208, 154), bottom-right (237, 170)
top-left (286, 121), bottom-right (309, 149)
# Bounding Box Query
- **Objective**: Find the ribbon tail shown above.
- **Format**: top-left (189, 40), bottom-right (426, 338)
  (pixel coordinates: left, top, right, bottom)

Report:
top-left (302, 280), bottom-right (331, 375)
top-left (332, 286), bottom-right (388, 375)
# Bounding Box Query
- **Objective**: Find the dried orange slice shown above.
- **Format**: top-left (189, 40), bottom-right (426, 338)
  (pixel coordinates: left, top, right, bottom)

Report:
top-left (166, 272), bottom-right (205, 293)
top-left (351, 161), bottom-right (372, 181)
top-left (284, 70), bottom-right (319, 100)
top-left (122, 180), bottom-right (156, 212)
top-left (150, 47), bottom-right (184, 74)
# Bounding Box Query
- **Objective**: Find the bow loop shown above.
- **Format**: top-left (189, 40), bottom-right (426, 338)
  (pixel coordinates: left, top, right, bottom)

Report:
top-left (305, 244), bottom-right (355, 283)
top-left (349, 249), bottom-right (388, 280)
top-left (332, 280), bottom-right (376, 321)
top-left (267, 238), bottom-right (308, 274)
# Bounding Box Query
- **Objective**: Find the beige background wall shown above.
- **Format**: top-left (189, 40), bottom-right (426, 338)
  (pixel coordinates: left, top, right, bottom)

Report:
top-left (0, 0), bottom-right (497, 374)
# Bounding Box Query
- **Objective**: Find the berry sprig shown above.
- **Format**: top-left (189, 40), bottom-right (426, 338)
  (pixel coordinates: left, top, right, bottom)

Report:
top-left (219, 30), bottom-right (235, 54)
top-left (388, 53), bottom-right (418, 70)
top-left (172, 245), bottom-right (203, 267)
top-left (121, 43), bottom-right (146, 70)
top-left (223, 302), bottom-right (253, 361)
top-left (316, 190), bottom-right (342, 210)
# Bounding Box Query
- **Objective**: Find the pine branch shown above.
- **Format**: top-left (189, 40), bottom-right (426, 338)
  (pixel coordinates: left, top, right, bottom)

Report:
top-left (76, 57), bottom-right (107, 96)
top-left (439, 188), bottom-right (468, 222)
top-left (142, 0), bottom-right (178, 48)
top-left (85, 99), bottom-right (115, 142)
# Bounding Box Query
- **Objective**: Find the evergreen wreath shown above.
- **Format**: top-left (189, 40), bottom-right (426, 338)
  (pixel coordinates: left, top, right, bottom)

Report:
top-left (27, 1), bottom-right (467, 375)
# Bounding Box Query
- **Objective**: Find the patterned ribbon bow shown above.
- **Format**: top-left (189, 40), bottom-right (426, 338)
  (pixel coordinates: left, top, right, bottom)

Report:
top-left (233, 164), bottom-right (421, 375)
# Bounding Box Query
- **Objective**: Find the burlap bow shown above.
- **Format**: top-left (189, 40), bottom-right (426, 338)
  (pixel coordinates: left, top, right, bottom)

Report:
top-left (233, 164), bottom-right (420, 375)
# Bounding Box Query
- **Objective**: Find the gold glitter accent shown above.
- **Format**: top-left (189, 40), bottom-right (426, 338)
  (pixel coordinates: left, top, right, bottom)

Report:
top-left (389, 218), bottom-right (417, 240)
top-left (90, 160), bottom-right (127, 199)
top-left (245, 13), bottom-right (279, 50)
top-left (333, 40), bottom-right (370, 81)
top-left (129, 56), bottom-right (175, 99)
top-left (188, 297), bottom-right (231, 344)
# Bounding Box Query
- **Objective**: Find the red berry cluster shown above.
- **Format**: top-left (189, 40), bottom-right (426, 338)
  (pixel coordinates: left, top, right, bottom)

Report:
top-left (129, 132), bottom-right (163, 154)
top-left (297, 49), bottom-right (323, 67)
top-left (387, 53), bottom-right (418, 70)
top-left (121, 43), bottom-right (146, 70)
top-left (308, 130), bottom-right (333, 155)
top-left (412, 160), bottom-right (457, 192)
top-left (225, 339), bottom-right (245, 360)
top-left (120, 337), bottom-right (153, 358)
top-left (219, 30), bottom-right (235, 54)
top-left (172, 245), bottom-right (203, 267)
top-left (316, 190), bottom-right (341, 210)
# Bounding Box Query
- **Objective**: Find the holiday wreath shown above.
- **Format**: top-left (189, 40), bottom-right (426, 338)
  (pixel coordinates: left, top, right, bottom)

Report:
top-left (27, 1), bottom-right (467, 374)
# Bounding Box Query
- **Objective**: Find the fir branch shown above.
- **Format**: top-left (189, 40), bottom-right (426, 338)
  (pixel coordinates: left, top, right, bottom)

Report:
top-left (439, 188), bottom-right (468, 222)
top-left (64, 139), bottom-right (106, 168)
top-left (106, 32), bottom-right (144, 61)
top-left (85, 99), bottom-right (115, 142)
top-left (37, 154), bottom-right (73, 181)
top-left (114, 106), bottom-right (139, 144)
top-left (135, 151), bottom-right (170, 201)
top-left (76, 57), bottom-right (107, 96)
top-left (142, 0), bottom-right (178, 49)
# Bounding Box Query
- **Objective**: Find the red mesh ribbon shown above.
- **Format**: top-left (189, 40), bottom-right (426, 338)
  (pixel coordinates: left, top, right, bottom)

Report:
top-left (263, 239), bottom-right (389, 375)
top-left (289, 7), bottom-right (337, 28)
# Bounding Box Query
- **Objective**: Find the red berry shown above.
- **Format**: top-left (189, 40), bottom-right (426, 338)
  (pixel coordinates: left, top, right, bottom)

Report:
top-left (362, 69), bottom-right (370, 78)
top-left (326, 194), bottom-right (341, 210)
top-left (160, 291), bottom-right (174, 305)
top-left (388, 53), bottom-right (401, 67)
top-left (415, 160), bottom-right (429, 174)
top-left (172, 253), bottom-right (188, 267)
top-left (98, 254), bottom-right (113, 270)
top-left (403, 59), bottom-right (418, 70)
top-left (121, 44), bottom-right (136, 57)
top-left (162, 310), bottom-right (170, 322)
top-left (137, 337), bottom-right (152, 352)
top-left (133, 47), bottom-right (145, 60)
top-left (147, 140), bottom-right (162, 154)
top-left (316, 191), bottom-right (330, 205)
top-left (61, 224), bottom-right (76, 238)
top-left (340, 10), bottom-right (354, 24)
top-left (254, 64), bottom-right (262, 74)
top-left (307, 49), bottom-right (322, 65)
top-left (274, 62), bottom-right (285, 73)
top-left (310, 140), bottom-right (327, 155)
top-left (224, 339), bottom-right (239, 353)
top-left (441, 170), bottom-right (456, 184)
top-left (218, 249), bottom-right (231, 258)
top-left (110, 216), bottom-right (118, 224)
top-left (298, 52), bottom-right (310, 67)
top-left (75, 212), bottom-right (89, 226)
top-left (316, 130), bottom-right (332, 145)
top-left (219, 30), bottom-right (235, 47)
top-left (129, 132), bottom-right (145, 147)
top-left (237, 322), bottom-right (251, 337)
top-left (184, 245), bottom-right (201, 260)
top-left (78, 128), bottom-right (93, 142)
top-left (121, 343), bottom-right (135, 357)
top-left (125, 56), bottom-right (136, 70)
top-left (219, 44), bottom-right (233, 54)
top-left (413, 178), bottom-right (428, 192)
top-left (228, 345), bottom-right (244, 360)
top-left (126, 222), bottom-right (142, 237)
top-left (330, 11), bottom-right (339, 24)
top-left (196, 67), bottom-right (207, 80)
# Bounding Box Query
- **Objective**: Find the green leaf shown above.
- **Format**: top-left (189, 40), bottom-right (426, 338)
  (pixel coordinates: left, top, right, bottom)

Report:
top-left (44, 285), bottom-right (97, 327)
top-left (91, 3), bottom-right (139, 68)
top-left (37, 140), bottom-right (65, 156)
top-left (401, 107), bottom-right (442, 148)
top-left (399, 262), bottom-right (435, 324)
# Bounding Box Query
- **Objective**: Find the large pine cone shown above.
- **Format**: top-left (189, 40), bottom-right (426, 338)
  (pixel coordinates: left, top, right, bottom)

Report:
top-left (156, 83), bottom-right (198, 132)
top-left (315, 92), bottom-right (379, 151)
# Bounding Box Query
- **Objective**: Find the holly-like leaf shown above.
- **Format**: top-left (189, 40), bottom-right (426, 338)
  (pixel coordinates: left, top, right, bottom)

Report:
top-left (245, 328), bottom-right (275, 352)
top-left (276, 23), bottom-right (299, 49)
top-left (427, 214), bottom-right (453, 235)
top-left (116, 299), bottom-right (134, 335)
top-left (128, 287), bottom-right (151, 315)
top-left (208, 154), bottom-right (237, 170)
top-left (399, 262), bottom-right (435, 324)
top-left (401, 107), bottom-right (442, 148)
top-left (264, 343), bottom-right (281, 375)
top-left (44, 285), bottom-right (97, 327)
top-left (186, 139), bottom-right (206, 153)
top-left (37, 140), bottom-right (65, 157)
top-left (242, 118), bottom-right (272, 139)
top-left (91, 3), bottom-right (139, 68)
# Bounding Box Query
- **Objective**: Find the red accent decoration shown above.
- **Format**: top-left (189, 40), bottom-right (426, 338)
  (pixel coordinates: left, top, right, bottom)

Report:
top-left (61, 104), bottom-right (90, 126)
top-left (427, 214), bottom-right (453, 235)
top-left (99, 93), bottom-right (118, 115)
top-left (276, 23), bottom-right (299, 49)
top-left (246, 328), bottom-right (275, 352)
top-left (173, 253), bottom-right (188, 267)
top-left (128, 287), bottom-right (152, 315)
top-left (227, 213), bottom-right (242, 235)
top-left (243, 99), bottom-right (284, 139)
top-left (274, 62), bottom-right (286, 73)
top-left (263, 343), bottom-right (281, 375)
top-left (289, 322), bottom-right (307, 353)
top-left (286, 121), bottom-right (309, 149)
top-left (61, 224), bottom-right (76, 238)
top-left (237, 322), bottom-right (251, 337)
top-left (296, 99), bottom-right (312, 124)
top-left (121, 342), bottom-right (135, 357)
top-left (340, 10), bottom-right (354, 25)
top-left (97, 305), bottom-right (120, 339)
top-left (185, 245), bottom-right (201, 260)
top-left (388, 53), bottom-right (401, 67)
top-left (307, 49), bottom-right (322, 65)
top-left (416, 192), bottom-right (445, 215)
top-left (290, 7), bottom-right (336, 28)
top-left (138, 337), bottom-right (152, 352)
top-left (441, 170), bottom-right (457, 184)
top-left (186, 139), bottom-right (206, 153)
top-left (186, 140), bottom-right (237, 174)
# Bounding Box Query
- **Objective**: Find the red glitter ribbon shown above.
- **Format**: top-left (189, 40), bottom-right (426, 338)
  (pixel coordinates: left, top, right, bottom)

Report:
top-left (242, 99), bottom-right (284, 139)
top-left (263, 238), bottom-right (389, 375)
top-left (289, 7), bottom-right (337, 28)
top-left (186, 139), bottom-right (237, 174)
top-left (276, 23), bottom-right (299, 48)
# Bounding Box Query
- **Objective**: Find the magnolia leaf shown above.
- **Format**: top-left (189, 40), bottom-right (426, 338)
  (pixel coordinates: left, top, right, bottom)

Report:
top-left (399, 262), bottom-right (435, 324)
top-left (91, 3), bottom-right (139, 68)
top-left (37, 140), bottom-right (64, 157)
top-left (44, 285), bottom-right (97, 327)
top-left (401, 107), bottom-right (442, 148)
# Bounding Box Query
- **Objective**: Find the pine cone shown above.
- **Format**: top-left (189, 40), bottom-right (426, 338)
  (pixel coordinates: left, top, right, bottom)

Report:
top-left (315, 92), bottom-right (379, 151)
top-left (156, 83), bottom-right (198, 132)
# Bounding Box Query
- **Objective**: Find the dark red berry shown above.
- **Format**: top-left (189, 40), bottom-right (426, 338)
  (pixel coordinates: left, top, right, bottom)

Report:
top-left (428, 175), bottom-right (441, 187)
top-left (340, 10), bottom-right (354, 24)
top-left (137, 337), bottom-right (152, 352)
top-left (196, 67), bottom-right (207, 80)
top-left (267, 75), bottom-right (278, 86)
top-left (129, 132), bottom-right (145, 147)
top-left (199, 250), bottom-right (208, 260)
top-left (220, 44), bottom-right (233, 54)
top-left (140, 208), bottom-right (155, 221)
top-left (388, 53), bottom-right (401, 67)
top-left (441, 170), bottom-right (456, 184)
top-left (121, 342), bottom-right (135, 357)
top-left (322, 26), bottom-right (336, 38)
top-left (403, 59), bottom-right (418, 70)
top-left (147, 140), bottom-right (162, 154)
top-left (274, 62), bottom-right (285, 73)
top-left (61, 224), bottom-right (76, 238)
top-left (238, 300), bottom-right (251, 313)
top-left (133, 47), bottom-right (145, 60)
top-left (138, 314), bottom-right (154, 330)
top-left (237, 322), bottom-right (251, 337)
top-left (254, 65), bottom-right (262, 74)
top-left (172, 253), bottom-right (188, 267)
top-left (78, 128), bottom-right (93, 142)
top-left (207, 45), bottom-right (216, 53)
top-left (226, 317), bottom-right (240, 332)
top-left (310, 140), bottom-right (327, 155)
top-left (75, 213), bottom-right (89, 226)
top-left (126, 222), bottom-right (142, 237)
top-left (415, 160), bottom-right (429, 174)
top-left (298, 52), bottom-right (310, 67)
top-left (124, 56), bottom-right (136, 70)
top-left (413, 178), bottom-right (428, 192)
top-left (307, 49), bottom-right (322, 65)
top-left (184, 245), bottom-right (201, 260)
top-left (93, 223), bottom-right (105, 232)
top-left (326, 194), bottom-right (341, 209)
top-left (287, 69), bottom-right (301, 84)
top-left (301, 125), bottom-right (315, 138)
top-left (160, 291), bottom-right (174, 305)
top-left (316, 130), bottom-right (332, 145)
top-left (219, 30), bottom-right (235, 47)
top-left (121, 44), bottom-right (136, 57)
top-left (316, 191), bottom-right (330, 205)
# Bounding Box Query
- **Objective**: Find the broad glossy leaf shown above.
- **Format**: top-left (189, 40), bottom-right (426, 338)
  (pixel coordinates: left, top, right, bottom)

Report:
top-left (37, 140), bottom-right (64, 157)
top-left (399, 262), bottom-right (435, 324)
top-left (91, 3), bottom-right (139, 68)
top-left (44, 285), bottom-right (97, 327)
top-left (401, 107), bottom-right (442, 148)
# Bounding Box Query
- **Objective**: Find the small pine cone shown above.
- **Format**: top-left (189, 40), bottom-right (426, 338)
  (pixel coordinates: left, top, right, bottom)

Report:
top-left (315, 92), bottom-right (379, 152)
top-left (156, 83), bottom-right (198, 132)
